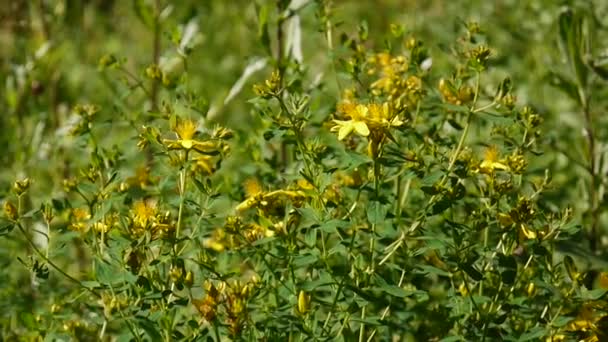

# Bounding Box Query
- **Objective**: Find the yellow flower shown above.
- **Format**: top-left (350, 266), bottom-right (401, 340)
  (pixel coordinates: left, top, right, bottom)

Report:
top-left (331, 119), bottom-right (370, 140)
top-left (127, 166), bottom-right (155, 188)
top-left (367, 102), bottom-right (403, 129)
top-left (132, 199), bottom-right (157, 228)
top-left (3, 201), bottom-right (18, 221)
top-left (331, 104), bottom-right (370, 140)
top-left (243, 223), bottom-right (274, 242)
top-left (568, 303), bottom-right (604, 333)
top-left (192, 155), bottom-right (215, 175)
top-left (163, 118), bottom-right (218, 154)
top-left (331, 103), bottom-right (403, 141)
top-left (243, 178), bottom-right (263, 197)
top-left (70, 207), bottom-right (91, 232)
top-left (519, 223), bottom-right (537, 240)
top-left (479, 146), bottom-right (509, 173)
top-left (203, 228), bottom-right (229, 252)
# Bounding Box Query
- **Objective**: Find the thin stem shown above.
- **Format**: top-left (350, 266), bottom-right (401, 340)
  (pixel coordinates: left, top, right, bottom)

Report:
top-left (118, 66), bottom-right (152, 97)
top-left (36, 0), bottom-right (50, 41)
top-left (151, 0), bottom-right (161, 111)
top-left (45, 220), bottom-right (51, 260)
top-left (358, 306), bottom-right (366, 342)
top-left (175, 166), bottom-right (187, 251)
top-left (16, 223), bottom-right (101, 298)
top-left (366, 269), bottom-right (406, 341)
top-left (582, 95), bottom-right (600, 253)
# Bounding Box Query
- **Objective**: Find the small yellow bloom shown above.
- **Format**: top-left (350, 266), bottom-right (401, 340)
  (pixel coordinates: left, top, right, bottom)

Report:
top-left (163, 118), bottom-right (219, 155)
top-left (331, 119), bottom-right (370, 140)
top-left (367, 102), bottom-right (403, 128)
top-left (331, 104), bottom-right (371, 140)
top-left (12, 178), bottom-right (31, 196)
top-left (203, 228), bottom-right (230, 252)
top-left (479, 146), bottom-right (509, 173)
top-left (175, 118), bottom-right (197, 141)
top-left (3, 201), bottom-right (18, 221)
top-left (497, 212), bottom-right (514, 227)
top-left (192, 155), bottom-right (215, 175)
top-left (70, 207), bottom-right (91, 232)
top-left (132, 199), bottom-right (157, 228)
top-left (243, 178), bottom-right (263, 197)
top-left (127, 166), bottom-right (155, 188)
top-left (458, 282), bottom-right (468, 296)
top-left (519, 223), bottom-right (537, 240)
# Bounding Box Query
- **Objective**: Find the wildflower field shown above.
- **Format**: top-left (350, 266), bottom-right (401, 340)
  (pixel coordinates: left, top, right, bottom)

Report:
top-left (3, 0), bottom-right (608, 340)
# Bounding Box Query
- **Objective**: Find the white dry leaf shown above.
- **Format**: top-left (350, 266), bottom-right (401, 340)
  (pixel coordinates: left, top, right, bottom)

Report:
top-left (421, 57), bottom-right (433, 71)
top-left (179, 19), bottom-right (200, 55)
top-left (223, 58), bottom-right (268, 106)
top-left (207, 58), bottom-right (268, 120)
top-left (288, 0), bottom-right (310, 11)
top-left (285, 14), bottom-right (303, 63)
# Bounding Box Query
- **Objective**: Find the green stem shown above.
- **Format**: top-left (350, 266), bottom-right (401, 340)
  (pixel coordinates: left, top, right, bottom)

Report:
top-left (175, 164), bottom-right (187, 248)
top-left (358, 305), bottom-right (367, 342)
top-left (16, 223), bottom-right (101, 298)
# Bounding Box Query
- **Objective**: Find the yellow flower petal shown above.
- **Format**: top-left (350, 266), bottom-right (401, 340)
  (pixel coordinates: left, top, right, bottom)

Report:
top-left (338, 123), bottom-right (354, 140)
top-left (519, 224), bottom-right (537, 240)
top-left (181, 139), bottom-right (194, 149)
top-left (353, 121), bottom-right (370, 137)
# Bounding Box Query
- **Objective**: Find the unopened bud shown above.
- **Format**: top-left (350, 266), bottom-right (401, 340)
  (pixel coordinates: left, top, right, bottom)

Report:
top-left (12, 178), bottom-right (31, 196)
top-left (4, 201), bottom-right (18, 221)
top-left (297, 290), bottom-right (311, 315)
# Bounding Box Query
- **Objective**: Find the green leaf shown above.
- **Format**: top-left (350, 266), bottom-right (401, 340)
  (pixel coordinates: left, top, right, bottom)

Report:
top-left (415, 265), bottom-right (451, 277)
top-left (551, 315), bottom-right (574, 328)
top-left (133, 0), bottom-right (154, 28)
top-left (296, 207), bottom-right (320, 228)
top-left (0, 223), bottom-right (14, 236)
top-left (80, 281), bottom-right (101, 289)
top-left (564, 255), bottom-right (580, 283)
top-left (138, 317), bottom-right (162, 341)
top-left (192, 177), bottom-right (208, 194)
top-left (421, 171), bottom-right (443, 187)
top-left (558, 7), bottom-right (588, 96)
top-left (580, 288), bottom-right (607, 301)
top-left (256, 4), bottom-right (272, 57)
top-left (293, 253), bottom-right (319, 268)
top-left (381, 285), bottom-right (409, 298)
top-left (590, 60), bottom-right (608, 81)
top-left (366, 201), bottom-right (387, 225)
top-left (442, 103), bottom-right (469, 113)
top-left (498, 253), bottom-right (517, 270)
top-left (462, 264), bottom-right (483, 281)
top-left (517, 326), bottom-right (547, 342)
top-left (431, 199), bottom-right (452, 215)
top-left (447, 118), bottom-right (463, 130)
top-left (440, 336), bottom-right (464, 342)
top-left (501, 269), bottom-right (517, 285)
top-left (252, 236), bottom-right (276, 246)
top-left (546, 71), bottom-right (579, 102)
top-left (300, 273), bottom-right (334, 291)
top-left (94, 260), bottom-right (136, 286)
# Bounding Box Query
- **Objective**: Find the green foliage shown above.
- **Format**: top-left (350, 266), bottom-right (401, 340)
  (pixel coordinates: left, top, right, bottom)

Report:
top-left (2, 0), bottom-right (608, 341)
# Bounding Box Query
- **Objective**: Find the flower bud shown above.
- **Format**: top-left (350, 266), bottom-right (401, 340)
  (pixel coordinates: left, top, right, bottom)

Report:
top-left (4, 201), bottom-right (18, 221)
top-left (184, 271), bottom-right (194, 288)
top-left (297, 290), bottom-right (311, 315)
top-left (12, 178), bottom-right (31, 196)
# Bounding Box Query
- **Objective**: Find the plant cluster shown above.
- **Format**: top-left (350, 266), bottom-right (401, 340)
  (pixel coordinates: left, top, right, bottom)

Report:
top-left (3, 0), bottom-right (608, 341)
